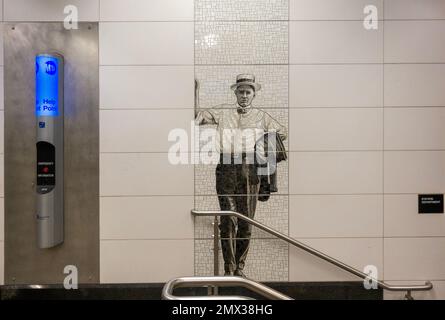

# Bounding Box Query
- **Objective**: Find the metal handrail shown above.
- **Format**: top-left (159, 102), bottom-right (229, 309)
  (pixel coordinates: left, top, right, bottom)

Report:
top-left (192, 209), bottom-right (433, 299)
top-left (162, 276), bottom-right (293, 300)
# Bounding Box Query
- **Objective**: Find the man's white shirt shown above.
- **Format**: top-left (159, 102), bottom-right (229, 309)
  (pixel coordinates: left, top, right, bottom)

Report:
top-left (196, 104), bottom-right (287, 154)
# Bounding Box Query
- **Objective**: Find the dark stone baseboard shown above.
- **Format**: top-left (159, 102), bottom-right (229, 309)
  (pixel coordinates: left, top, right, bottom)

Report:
top-left (1, 282), bottom-right (382, 300)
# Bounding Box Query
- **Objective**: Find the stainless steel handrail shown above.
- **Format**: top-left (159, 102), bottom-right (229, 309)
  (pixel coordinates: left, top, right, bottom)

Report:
top-left (162, 276), bottom-right (293, 300)
top-left (192, 209), bottom-right (433, 299)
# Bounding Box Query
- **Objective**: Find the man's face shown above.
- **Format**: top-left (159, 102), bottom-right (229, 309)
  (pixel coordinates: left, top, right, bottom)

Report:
top-left (235, 85), bottom-right (255, 108)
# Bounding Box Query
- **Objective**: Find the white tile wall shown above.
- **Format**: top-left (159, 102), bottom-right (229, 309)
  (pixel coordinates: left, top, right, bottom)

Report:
top-left (0, 0), bottom-right (3, 286)
top-left (100, 196), bottom-right (194, 240)
top-left (384, 281), bottom-right (445, 300)
top-left (384, 108), bottom-right (445, 150)
top-left (290, 108), bottom-right (383, 151)
top-left (100, 153), bottom-right (194, 196)
top-left (100, 0), bottom-right (194, 21)
top-left (100, 239), bottom-right (194, 283)
top-left (97, 0), bottom-right (196, 285)
top-left (290, 195), bottom-right (383, 238)
top-left (289, 152), bottom-right (383, 194)
top-left (290, 65), bottom-right (383, 108)
top-left (385, 195), bottom-right (445, 237)
top-left (385, 0), bottom-right (445, 20)
top-left (99, 22), bottom-right (194, 65)
top-left (385, 64), bottom-right (445, 107)
top-left (384, 151), bottom-right (445, 194)
top-left (3, 0), bottom-right (99, 21)
top-left (290, 21), bottom-right (383, 64)
top-left (290, 238), bottom-right (383, 281)
top-left (385, 21), bottom-right (445, 63)
top-left (100, 66), bottom-right (194, 109)
top-left (384, 238), bottom-right (445, 281)
top-left (290, 0), bottom-right (383, 21)
top-left (100, 109), bottom-right (193, 153)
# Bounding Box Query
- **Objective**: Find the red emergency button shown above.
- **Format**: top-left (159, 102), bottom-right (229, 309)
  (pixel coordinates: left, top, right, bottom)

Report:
top-left (42, 167), bottom-right (49, 173)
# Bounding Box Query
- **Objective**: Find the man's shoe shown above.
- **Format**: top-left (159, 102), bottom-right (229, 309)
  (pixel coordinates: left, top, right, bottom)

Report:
top-left (224, 271), bottom-right (233, 276)
top-left (234, 269), bottom-right (247, 278)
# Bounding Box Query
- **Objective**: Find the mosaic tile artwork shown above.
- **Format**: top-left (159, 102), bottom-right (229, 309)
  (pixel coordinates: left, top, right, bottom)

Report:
top-left (195, 22), bottom-right (288, 65)
top-left (194, 195), bottom-right (289, 239)
top-left (194, 160), bottom-right (289, 195)
top-left (193, 109), bottom-right (289, 152)
top-left (194, 107), bottom-right (289, 197)
top-left (195, 65), bottom-right (288, 109)
top-left (195, 0), bottom-right (289, 21)
top-left (195, 239), bottom-right (289, 281)
top-left (194, 0), bottom-right (289, 283)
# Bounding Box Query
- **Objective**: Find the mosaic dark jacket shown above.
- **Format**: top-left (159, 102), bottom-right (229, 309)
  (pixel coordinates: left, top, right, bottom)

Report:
top-left (256, 132), bottom-right (287, 202)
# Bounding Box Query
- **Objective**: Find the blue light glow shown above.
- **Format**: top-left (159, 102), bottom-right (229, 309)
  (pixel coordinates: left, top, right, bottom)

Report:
top-left (36, 55), bottom-right (59, 117)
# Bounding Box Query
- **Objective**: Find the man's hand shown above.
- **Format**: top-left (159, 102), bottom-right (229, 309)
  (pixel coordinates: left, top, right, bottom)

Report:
top-left (194, 79), bottom-right (218, 125)
top-left (195, 79), bottom-right (200, 118)
top-left (195, 79), bottom-right (200, 101)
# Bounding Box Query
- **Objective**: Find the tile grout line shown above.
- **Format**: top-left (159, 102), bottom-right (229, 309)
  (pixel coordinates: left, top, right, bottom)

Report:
top-left (287, 0), bottom-right (291, 282)
top-left (193, 0), bottom-right (196, 277)
top-left (98, 0), bottom-right (101, 284)
top-left (1, 12), bottom-right (3, 258)
top-left (97, 106), bottom-right (445, 110)
top-left (99, 193), bottom-right (441, 197)
top-left (99, 236), bottom-right (445, 241)
top-left (382, 2), bottom-right (386, 283)
top-left (98, 19), bottom-right (445, 22)
top-left (98, 150), bottom-right (445, 155)
top-left (99, 63), bottom-right (445, 66)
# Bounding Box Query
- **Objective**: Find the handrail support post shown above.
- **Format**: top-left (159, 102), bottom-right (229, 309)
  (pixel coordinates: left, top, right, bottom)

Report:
top-left (405, 290), bottom-right (414, 300)
top-left (213, 216), bottom-right (219, 277)
top-left (213, 216), bottom-right (220, 295)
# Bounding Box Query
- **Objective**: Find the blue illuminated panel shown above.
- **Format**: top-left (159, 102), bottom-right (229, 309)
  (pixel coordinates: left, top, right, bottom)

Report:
top-left (36, 55), bottom-right (59, 117)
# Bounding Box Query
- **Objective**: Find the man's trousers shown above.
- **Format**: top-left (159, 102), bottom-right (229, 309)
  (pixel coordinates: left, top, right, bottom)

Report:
top-left (216, 156), bottom-right (260, 273)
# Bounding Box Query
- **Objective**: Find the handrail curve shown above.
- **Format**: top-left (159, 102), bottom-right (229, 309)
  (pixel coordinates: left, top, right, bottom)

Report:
top-left (162, 276), bottom-right (293, 300)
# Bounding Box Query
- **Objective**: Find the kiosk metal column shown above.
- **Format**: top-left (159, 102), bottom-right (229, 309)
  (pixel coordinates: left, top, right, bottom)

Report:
top-left (35, 53), bottom-right (64, 249)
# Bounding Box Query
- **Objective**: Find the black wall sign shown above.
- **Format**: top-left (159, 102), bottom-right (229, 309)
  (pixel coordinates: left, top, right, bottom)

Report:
top-left (418, 194), bottom-right (444, 214)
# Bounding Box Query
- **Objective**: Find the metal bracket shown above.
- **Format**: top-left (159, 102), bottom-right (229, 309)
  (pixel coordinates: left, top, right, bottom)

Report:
top-left (405, 290), bottom-right (414, 300)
